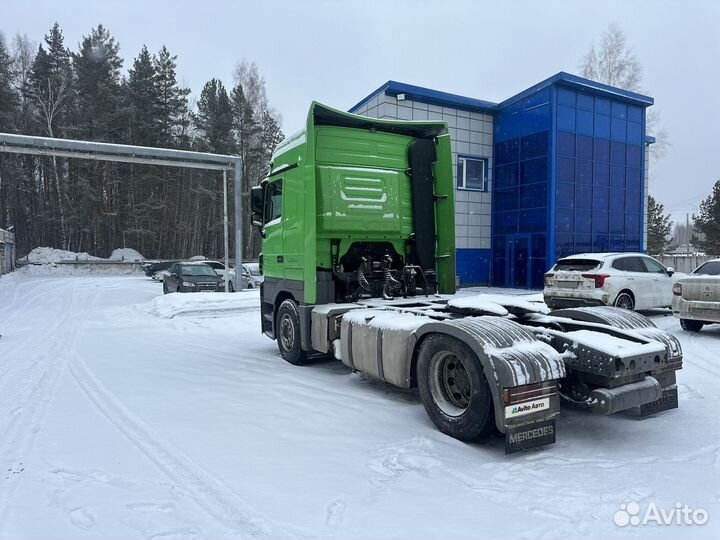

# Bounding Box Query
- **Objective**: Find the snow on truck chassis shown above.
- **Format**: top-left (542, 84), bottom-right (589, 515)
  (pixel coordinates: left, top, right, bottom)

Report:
top-left (250, 103), bottom-right (683, 454)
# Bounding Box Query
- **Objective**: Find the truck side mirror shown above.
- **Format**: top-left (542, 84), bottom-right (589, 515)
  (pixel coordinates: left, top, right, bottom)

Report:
top-left (251, 185), bottom-right (264, 228)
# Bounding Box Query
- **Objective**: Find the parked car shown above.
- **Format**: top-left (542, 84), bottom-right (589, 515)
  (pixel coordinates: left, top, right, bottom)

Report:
top-left (201, 260), bottom-right (229, 281)
top-left (162, 262), bottom-right (223, 293)
top-left (153, 269), bottom-right (172, 282)
top-left (672, 258), bottom-right (720, 332)
top-left (228, 262), bottom-right (263, 291)
top-left (544, 252), bottom-right (676, 310)
top-left (144, 260), bottom-right (177, 278)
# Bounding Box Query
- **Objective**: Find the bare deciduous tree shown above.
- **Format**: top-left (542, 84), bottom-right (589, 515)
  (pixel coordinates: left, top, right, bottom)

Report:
top-left (580, 23), bottom-right (669, 160)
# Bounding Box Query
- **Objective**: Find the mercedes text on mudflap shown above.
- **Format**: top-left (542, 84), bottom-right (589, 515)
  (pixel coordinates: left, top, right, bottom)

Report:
top-left (250, 103), bottom-right (682, 454)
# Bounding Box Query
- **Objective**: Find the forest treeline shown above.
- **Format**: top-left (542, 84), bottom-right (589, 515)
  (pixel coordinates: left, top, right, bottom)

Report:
top-left (0, 23), bottom-right (283, 259)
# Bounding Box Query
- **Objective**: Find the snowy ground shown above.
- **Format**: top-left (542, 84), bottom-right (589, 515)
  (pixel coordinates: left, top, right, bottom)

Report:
top-left (0, 272), bottom-right (718, 539)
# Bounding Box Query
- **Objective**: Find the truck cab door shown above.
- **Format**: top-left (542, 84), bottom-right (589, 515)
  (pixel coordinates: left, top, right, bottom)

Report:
top-left (262, 178), bottom-right (284, 281)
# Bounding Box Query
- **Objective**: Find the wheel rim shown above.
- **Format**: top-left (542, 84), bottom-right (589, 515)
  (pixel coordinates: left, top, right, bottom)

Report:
top-left (279, 313), bottom-right (295, 352)
top-left (616, 294), bottom-right (633, 310)
top-left (428, 351), bottom-right (472, 417)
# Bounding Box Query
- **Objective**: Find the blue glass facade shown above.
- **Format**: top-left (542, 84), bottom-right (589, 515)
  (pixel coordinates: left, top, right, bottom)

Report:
top-left (553, 86), bottom-right (645, 266)
top-left (491, 83), bottom-right (648, 289)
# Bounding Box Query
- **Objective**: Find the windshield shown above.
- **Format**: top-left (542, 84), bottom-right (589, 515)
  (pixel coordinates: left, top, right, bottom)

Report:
top-left (693, 261), bottom-right (720, 276)
top-left (180, 265), bottom-right (217, 276)
top-left (553, 259), bottom-right (602, 272)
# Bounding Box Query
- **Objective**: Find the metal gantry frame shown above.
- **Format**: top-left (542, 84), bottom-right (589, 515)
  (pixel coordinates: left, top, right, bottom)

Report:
top-left (0, 132), bottom-right (243, 290)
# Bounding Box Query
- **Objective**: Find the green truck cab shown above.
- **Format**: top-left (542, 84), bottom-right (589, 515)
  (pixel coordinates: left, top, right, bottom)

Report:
top-left (252, 102), bottom-right (455, 360)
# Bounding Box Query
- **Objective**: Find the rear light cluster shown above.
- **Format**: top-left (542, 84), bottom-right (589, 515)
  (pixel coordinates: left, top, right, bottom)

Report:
top-left (503, 381), bottom-right (556, 404)
top-left (544, 273), bottom-right (554, 287)
top-left (673, 283), bottom-right (682, 296)
top-left (582, 273), bottom-right (609, 288)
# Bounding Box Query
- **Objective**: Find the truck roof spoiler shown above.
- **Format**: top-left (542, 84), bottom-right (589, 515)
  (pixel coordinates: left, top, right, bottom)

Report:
top-left (310, 102), bottom-right (449, 140)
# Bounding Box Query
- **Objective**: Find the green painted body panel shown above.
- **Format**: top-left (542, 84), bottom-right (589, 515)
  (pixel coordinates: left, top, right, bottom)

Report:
top-left (264, 102), bottom-right (456, 304)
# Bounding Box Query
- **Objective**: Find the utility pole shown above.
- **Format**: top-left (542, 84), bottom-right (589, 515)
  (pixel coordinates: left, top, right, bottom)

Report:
top-left (223, 169), bottom-right (229, 292)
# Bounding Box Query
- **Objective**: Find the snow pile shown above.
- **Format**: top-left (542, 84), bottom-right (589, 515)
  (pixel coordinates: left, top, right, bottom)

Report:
top-left (109, 248), bottom-right (144, 261)
top-left (21, 264), bottom-right (135, 276)
top-left (146, 290), bottom-right (260, 319)
top-left (26, 246), bottom-right (103, 263)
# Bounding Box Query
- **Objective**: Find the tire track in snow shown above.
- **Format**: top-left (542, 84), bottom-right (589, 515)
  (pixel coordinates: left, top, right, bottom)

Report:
top-left (68, 353), bottom-right (296, 538)
top-left (0, 281), bottom-right (101, 530)
top-left (682, 331), bottom-right (720, 379)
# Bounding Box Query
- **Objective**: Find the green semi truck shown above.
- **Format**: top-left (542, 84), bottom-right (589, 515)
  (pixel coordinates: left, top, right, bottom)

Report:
top-left (250, 102), bottom-right (682, 453)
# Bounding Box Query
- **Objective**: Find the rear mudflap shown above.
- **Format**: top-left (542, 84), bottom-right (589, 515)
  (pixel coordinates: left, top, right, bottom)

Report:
top-left (640, 385), bottom-right (679, 416)
top-left (503, 390), bottom-right (561, 454)
top-left (505, 418), bottom-right (557, 454)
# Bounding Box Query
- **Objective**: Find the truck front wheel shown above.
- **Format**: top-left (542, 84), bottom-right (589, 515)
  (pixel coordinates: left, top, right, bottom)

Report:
top-left (276, 299), bottom-right (307, 365)
top-left (417, 334), bottom-right (494, 441)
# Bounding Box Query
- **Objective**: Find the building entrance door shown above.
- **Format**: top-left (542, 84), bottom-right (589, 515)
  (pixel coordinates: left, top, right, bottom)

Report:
top-left (505, 235), bottom-right (531, 289)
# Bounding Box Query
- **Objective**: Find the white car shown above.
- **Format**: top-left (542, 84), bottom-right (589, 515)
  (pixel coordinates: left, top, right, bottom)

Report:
top-left (228, 262), bottom-right (264, 292)
top-left (544, 252), bottom-right (676, 311)
top-left (672, 258), bottom-right (720, 332)
top-left (202, 260), bottom-right (229, 281)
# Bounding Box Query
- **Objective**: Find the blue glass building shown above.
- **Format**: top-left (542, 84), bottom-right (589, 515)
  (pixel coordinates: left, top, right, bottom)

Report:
top-left (350, 72), bottom-right (653, 289)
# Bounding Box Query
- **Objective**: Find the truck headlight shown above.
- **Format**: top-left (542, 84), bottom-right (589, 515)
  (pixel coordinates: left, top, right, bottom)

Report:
top-left (182, 281), bottom-right (196, 287)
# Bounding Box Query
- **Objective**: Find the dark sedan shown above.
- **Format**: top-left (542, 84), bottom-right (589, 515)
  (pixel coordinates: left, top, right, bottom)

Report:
top-left (162, 262), bottom-right (223, 293)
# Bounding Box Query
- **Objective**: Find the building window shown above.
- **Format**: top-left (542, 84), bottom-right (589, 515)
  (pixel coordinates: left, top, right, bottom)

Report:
top-left (457, 156), bottom-right (488, 191)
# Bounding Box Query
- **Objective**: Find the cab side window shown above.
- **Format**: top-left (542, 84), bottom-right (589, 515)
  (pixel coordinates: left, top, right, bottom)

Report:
top-left (612, 258), bottom-right (627, 271)
top-left (265, 180), bottom-right (283, 223)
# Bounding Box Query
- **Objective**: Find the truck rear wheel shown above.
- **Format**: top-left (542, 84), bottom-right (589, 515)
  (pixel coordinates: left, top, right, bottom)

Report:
top-left (417, 334), bottom-right (494, 441)
top-left (276, 299), bottom-right (307, 365)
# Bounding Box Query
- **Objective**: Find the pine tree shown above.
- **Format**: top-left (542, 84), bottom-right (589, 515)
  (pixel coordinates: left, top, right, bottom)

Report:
top-left (126, 45), bottom-right (158, 145)
top-left (72, 25), bottom-right (124, 255)
top-left (73, 24), bottom-right (123, 141)
top-left (693, 180), bottom-right (720, 255)
top-left (0, 33), bottom-right (20, 239)
top-left (194, 79), bottom-right (234, 154)
top-left (30, 23), bottom-right (73, 137)
top-left (193, 79), bottom-right (235, 256)
top-left (154, 46), bottom-right (190, 148)
top-left (0, 34), bottom-right (18, 131)
top-left (646, 195), bottom-right (672, 255)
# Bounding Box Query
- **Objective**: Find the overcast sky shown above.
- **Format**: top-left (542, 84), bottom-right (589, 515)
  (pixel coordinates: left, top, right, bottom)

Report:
top-left (3, 0), bottom-right (719, 223)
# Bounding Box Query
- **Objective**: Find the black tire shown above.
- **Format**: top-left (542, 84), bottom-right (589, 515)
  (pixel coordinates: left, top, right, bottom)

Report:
top-left (163, 282), bottom-right (168, 294)
top-left (276, 299), bottom-right (306, 365)
top-left (614, 291), bottom-right (635, 310)
top-left (680, 319), bottom-right (703, 332)
top-left (248, 283), bottom-right (254, 289)
top-left (176, 286), bottom-right (181, 293)
top-left (416, 334), bottom-right (494, 441)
